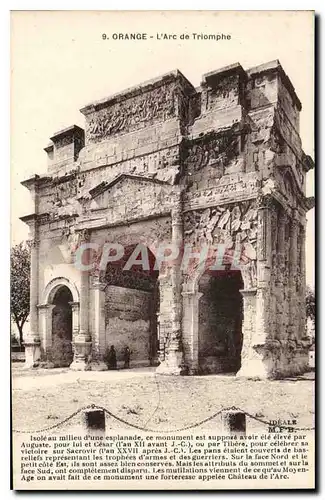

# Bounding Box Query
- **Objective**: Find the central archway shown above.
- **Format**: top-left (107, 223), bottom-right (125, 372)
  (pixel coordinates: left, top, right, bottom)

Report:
top-left (102, 244), bottom-right (159, 367)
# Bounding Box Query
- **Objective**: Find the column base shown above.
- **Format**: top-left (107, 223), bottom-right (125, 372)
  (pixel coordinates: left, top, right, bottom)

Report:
top-left (236, 359), bottom-right (269, 379)
top-left (155, 350), bottom-right (185, 375)
top-left (187, 365), bottom-right (199, 376)
top-left (23, 341), bottom-right (41, 369)
top-left (150, 355), bottom-right (160, 367)
top-left (236, 345), bottom-right (269, 379)
top-left (70, 341), bottom-right (92, 371)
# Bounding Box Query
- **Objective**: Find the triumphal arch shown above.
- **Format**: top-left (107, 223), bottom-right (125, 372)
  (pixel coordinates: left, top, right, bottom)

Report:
top-left (21, 60), bottom-right (314, 378)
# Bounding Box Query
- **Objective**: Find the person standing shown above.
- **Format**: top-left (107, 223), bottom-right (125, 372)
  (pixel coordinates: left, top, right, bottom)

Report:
top-left (104, 345), bottom-right (117, 370)
top-left (123, 346), bottom-right (131, 369)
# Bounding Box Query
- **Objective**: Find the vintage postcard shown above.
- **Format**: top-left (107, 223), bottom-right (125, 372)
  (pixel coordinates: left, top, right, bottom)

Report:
top-left (10, 10), bottom-right (315, 490)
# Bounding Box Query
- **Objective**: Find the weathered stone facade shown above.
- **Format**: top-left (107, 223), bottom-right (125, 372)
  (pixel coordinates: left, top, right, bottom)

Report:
top-left (21, 60), bottom-right (314, 378)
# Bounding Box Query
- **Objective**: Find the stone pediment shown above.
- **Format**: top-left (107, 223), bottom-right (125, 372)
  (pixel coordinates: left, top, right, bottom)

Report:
top-left (88, 174), bottom-right (174, 214)
top-left (89, 174), bottom-right (170, 198)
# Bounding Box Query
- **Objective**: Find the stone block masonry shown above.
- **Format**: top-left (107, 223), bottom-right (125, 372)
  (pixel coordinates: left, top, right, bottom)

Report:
top-left (21, 60), bottom-right (314, 378)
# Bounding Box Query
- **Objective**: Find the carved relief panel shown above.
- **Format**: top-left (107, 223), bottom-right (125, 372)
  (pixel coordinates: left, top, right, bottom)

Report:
top-left (206, 75), bottom-right (240, 111)
top-left (184, 131), bottom-right (240, 176)
top-left (85, 83), bottom-right (177, 143)
top-left (184, 201), bottom-right (258, 287)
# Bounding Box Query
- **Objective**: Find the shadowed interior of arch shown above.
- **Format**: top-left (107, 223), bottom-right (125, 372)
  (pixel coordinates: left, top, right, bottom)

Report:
top-left (50, 285), bottom-right (74, 367)
top-left (198, 269), bottom-right (243, 374)
top-left (102, 244), bottom-right (159, 367)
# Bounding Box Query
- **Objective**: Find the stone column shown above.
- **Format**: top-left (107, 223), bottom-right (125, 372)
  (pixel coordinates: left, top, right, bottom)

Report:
top-left (70, 230), bottom-right (92, 371)
top-left (299, 223), bottom-right (307, 340)
top-left (155, 311), bottom-right (161, 362)
top-left (181, 285), bottom-right (202, 374)
top-left (156, 193), bottom-right (185, 375)
top-left (288, 211), bottom-right (299, 340)
top-left (200, 81), bottom-right (208, 111)
top-left (156, 274), bottom-right (171, 362)
top-left (89, 278), bottom-right (107, 371)
top-left (37, 304), bottom-right (55, 356)
top-left (255, 197), bottom-right (272, 343)
top-left (296, 221), bottom-right (309, 372)
top-left (24, 235), bottom-right (41, 368)
top-left (69, 301), bottom-right (80, 338)
top-left (236, 289), bottom-right (257, 377)
top-left (275, 210), bottom-right (286, 338)
top-left (239, 196), bottom-right (273, 379)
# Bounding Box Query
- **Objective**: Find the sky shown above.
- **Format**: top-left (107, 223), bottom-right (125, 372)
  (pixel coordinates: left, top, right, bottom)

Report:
top-left (10, 10), bottom-right (315, 286)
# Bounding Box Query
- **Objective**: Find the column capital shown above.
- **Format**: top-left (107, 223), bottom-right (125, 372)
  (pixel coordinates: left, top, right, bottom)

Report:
top-left (181, 290), bottom-right (203, 299)
top-left (240, 288), bottom-right (257, 297)
top-left (37, 303), bottom-right (55, 311)
top-left (68, 301), bottom-right (80, 311)
top-left (77, 228), bottom-right (91, 243)
top-left (182, 280), bottom-right (199, 295)
top-left (291, 209), bottom-right (300, 226)
top-left (91, 277), bottom-right (106, 291)
top-left (29, 238), bottom-right (40, 249)
top-left (257, 193), bottom-right (277, 212)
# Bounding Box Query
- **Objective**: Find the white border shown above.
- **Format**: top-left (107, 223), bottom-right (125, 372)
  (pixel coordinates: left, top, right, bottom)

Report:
top-left (3, 3), bottom-right (323, 499)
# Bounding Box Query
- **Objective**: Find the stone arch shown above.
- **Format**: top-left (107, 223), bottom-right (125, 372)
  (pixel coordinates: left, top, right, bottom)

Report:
top-left (182, 263), bottom-right (246, 375)
top-left (183, 257), bottom-right (253, 294)
top-left (50, 285), bottom-right (74, 367)
top-left (96, 243), bottom-right (160, 367)
top-left (197, 268), bottom-right (244, 374)
top-left (42, 277), bottom-right (80, 305)
top-left (38, 277), bottom-right (80, 366)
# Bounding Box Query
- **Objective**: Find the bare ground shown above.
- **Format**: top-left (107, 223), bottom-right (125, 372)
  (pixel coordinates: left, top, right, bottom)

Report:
top-left (11, 364), bottom-right (314, 433)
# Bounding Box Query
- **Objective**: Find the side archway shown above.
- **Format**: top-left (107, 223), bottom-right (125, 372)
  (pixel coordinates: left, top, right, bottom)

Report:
top-left (38, 277), bottom-right (80, 366)
top-left (182, 262), bottom-right (250, 375)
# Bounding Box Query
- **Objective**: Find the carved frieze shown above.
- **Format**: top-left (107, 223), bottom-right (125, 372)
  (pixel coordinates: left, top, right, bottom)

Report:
top-left (44, 174), bottom-right (79, 218)
top-left (184, 201), bottom-right (258, 286)
top-left (184, 131), bottom-right (240, 175)
top-left (184, 200), bottom-right (258, 248)
top-left (86, 85), bottom-right (176, 143)
top-left (206, 75), bottom-right (239, 110)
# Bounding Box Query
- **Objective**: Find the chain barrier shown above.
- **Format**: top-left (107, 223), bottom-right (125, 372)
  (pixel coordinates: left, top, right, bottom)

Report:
top-left (13, 403), bottom-right (315, 434)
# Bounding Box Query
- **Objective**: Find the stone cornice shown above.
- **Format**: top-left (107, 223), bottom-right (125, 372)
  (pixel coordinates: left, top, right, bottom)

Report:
top-left (304, 196), bottom-right (315, 212)
top-left (43, 143), bottom-right (54, 154)
top-left (186, 121), bottom-right (248, 143)
top-left (75, 210), bottom-right (171, 232)
top-left (50, 124), bottom-right (84, 144)
top-left (80, 70), bottom-right (196, 116)
top-left (302, 153), bottom-right (315, 172)
top-left (89, 173), bottom-right (173, 198)
top-left (21, 174), bottom-right (53, 191)
top-left (19, 213), bottom-right (38, 225)
top-left (20, 212), bottom-right (79, 226)
top-left (201, 62), bottom-right (247, 87)
top-left (247, 59), bottom-right (302, 111)
top-left (20, 175), bottom-right (40, 190)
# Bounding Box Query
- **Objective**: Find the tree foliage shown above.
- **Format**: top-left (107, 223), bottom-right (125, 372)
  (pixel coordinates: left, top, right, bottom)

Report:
top-left (11, 242), bottom-right (30, 344)
top-left (306, 286), bottom-right (315, 324)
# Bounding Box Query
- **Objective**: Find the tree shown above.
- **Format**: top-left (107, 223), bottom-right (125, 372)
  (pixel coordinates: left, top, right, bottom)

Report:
top-left (11, 242), bottom-right (30, 345)
top-left (306, 286), bottom-right (315, 325)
